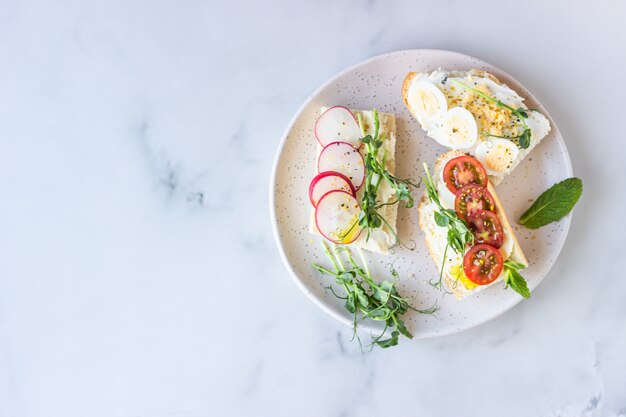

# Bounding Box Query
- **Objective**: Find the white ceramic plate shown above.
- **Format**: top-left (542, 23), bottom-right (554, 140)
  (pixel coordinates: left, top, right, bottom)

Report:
top-left (270, 49), bottom-right (572, 338)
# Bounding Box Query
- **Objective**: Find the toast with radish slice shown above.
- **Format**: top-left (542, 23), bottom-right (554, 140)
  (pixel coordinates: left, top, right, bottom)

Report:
top-left (418, 150), bottom-right (528, 299)
top-left (308, 107), bottom-right (398, 254)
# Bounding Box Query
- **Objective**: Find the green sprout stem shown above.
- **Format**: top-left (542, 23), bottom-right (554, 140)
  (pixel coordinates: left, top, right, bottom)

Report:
top-left (312, 241), bottom-right (438, 350)
top-left (452, 80), bottom-right (517, 112)
top-left (452, 80), bottom-right (533, 149)
top-left (422, 163), bottom-right (474, 292)
top-left (353, 109), bottom-right (420, 247)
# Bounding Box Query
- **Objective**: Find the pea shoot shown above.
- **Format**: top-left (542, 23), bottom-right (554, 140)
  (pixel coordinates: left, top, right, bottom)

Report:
top-left (313, 241), bottom-right (438, 349)
top-left (353, 109), bottom-right (420, 247)
top-left (422, 163), bottom-right (474, 291)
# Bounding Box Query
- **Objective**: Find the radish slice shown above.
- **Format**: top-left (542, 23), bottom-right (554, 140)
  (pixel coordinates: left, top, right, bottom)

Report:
top-left (315, 190), bottom-right (362, 244)
top-left (317, 141), bottom-right (365, 190)
top-left (314, 106), bottom-right (362, 148)
top-left (309, 171), bottom-right (355, 207)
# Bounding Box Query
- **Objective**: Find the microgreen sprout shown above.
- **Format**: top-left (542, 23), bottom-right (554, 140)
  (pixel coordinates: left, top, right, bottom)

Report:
top-left (312, 242), bottom-right (438, 350)
top-left (422, 163), bottom-right (474, 291)
top-left (452, 80), bottom-right (534, 149)
top-left (354, 109), bottom-right (421, 248)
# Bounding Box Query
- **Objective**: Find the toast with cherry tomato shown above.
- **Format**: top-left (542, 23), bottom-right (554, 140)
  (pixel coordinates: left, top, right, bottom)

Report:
top-left (418, 150), bottom-right (528, 299)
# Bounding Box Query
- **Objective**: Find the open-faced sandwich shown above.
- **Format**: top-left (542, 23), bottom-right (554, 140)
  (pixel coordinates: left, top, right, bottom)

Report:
top-left (307, 106), bottom-right (418, 254)
top-left (403, 69), bottom-right (551, 185)
top-left (419, 150), bottom-right (530, 299)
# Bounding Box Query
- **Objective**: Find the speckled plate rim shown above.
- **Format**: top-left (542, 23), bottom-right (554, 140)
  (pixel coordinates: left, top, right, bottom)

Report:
top-left (270, 49), bottom-right (574, 338)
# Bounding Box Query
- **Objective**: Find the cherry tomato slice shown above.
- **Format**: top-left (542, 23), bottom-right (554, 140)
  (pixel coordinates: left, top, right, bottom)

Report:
top-left (463, 244), bottom-right (504, 285)
top-left (454, 184), bottom-right (496, 220)
top-left (466, 210), bottom-right (504, 248)
top-left (443, 155), bottom-right (488, 194)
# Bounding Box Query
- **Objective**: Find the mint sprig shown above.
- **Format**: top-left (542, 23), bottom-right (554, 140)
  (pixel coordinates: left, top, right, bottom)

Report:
top-left (503, 260), bottom-right (530, 298)
top-left (519, 178), bottom-right (583, 229)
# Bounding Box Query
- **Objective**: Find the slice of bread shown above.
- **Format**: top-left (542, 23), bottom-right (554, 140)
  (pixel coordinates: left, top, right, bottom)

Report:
top-left (418, 150), bottom-right (528, 299)
top-left (403, 69), bottom-right (551, 185)
top-left (309, 108), bottom-right (398, 254)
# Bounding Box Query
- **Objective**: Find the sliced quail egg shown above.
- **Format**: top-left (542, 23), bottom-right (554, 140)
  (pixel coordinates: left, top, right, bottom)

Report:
top-left (432, 107), bottom-right (478, 150)
top-left (407, 80), bottom-right (448, 128)
top-left (475, 138), bottom-right (520, 175)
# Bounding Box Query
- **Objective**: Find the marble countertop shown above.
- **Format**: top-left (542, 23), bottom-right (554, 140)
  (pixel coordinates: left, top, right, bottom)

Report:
top-left (1, 0), bottom-right (625, 416)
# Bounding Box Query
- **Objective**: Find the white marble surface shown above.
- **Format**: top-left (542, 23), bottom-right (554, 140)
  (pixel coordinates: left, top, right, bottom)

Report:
top-left (1, 0), bottom-right (625, 416)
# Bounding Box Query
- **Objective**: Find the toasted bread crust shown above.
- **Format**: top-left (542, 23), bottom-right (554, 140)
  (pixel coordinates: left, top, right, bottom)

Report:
top-left (402, 72), bottom-right (418, 118)
top-left (467, 69), bottom-right (501, 84)
top-left (417, 150), bottom-right (528, 299)
top-left (486, 181), bottom-right (528, 267)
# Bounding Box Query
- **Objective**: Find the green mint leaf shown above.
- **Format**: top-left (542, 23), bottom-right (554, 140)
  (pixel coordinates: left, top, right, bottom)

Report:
top-left (504, 260), bottom-right (527, 271)
top-left (519, 177), bottom-right (583, 229)
top-left (505, 267), bottom-right (531, 298)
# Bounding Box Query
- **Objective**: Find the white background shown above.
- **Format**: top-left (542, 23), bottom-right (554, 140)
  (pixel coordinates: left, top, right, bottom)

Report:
top-left (1, 1), bottom-right (625, 416)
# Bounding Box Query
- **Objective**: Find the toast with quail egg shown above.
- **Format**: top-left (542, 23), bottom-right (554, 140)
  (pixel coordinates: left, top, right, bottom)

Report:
top-left (403, 69), bottom-right (551, 185)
